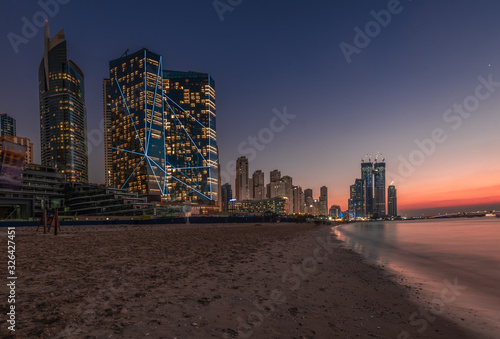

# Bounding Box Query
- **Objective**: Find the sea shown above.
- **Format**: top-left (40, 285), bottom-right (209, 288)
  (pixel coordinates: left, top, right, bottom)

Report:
top-left (334, 218), bottom-right (500, 337)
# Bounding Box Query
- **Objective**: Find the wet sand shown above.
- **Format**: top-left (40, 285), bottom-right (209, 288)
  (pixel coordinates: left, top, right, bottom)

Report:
top-left (1, 223), bottom-right (482, 338)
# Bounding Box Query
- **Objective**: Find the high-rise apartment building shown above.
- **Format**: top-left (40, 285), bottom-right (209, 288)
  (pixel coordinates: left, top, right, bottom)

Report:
top-left (348, 179), bottom-right (365, 218)
top-left (0, 136), bottom-right (33, 164)
top-left (270, 169), bottom-right (281, 182)
top-left (252, 170), bottom-right (265, 200)
top-left (109, 48), bottom-right (219, 202)
top-left (304, 188), bottom-right (316, 214)
top-left (329, 205), bottom-right (341, 218)
top-left (221, 183), bottom-right (232, 212)
top-left (361, 159), bottom-right (373, 217)
top-left (39, 23), bottom-right (88, 183)
top-left (163, 70), bottom-right (219, 202)
top-left (103, 78), bottom-right (113, 187)
top-left (319, 186), bottom-right (328, 216)
top-left (374, 160), bottom-right (386, 216)
top-left (388, 185), bottom-right (397, 217)
top-left (235, 156), bottom-right (249, 200)
top-left (0, 114), bottom-right (16, 137)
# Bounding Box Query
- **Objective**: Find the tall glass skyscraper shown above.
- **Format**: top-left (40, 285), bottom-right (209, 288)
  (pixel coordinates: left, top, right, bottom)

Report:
top-left (361, 159), bottom-right (373, 216)
top-left (349, 179), bottom-right (365, 218)
top-left (388, 185), bottom-right (397, 217)
top-left (109, 49), bottom-right (165, 201)
top-left (108, 48), bottom-right (219, 203)
top-left (235, 156), bottom-right (249, 200)
top-left (374, 160), bottom-right (386, 216)
top-left (163, 70), bottom-right (218, 202)
top-left (0, 114), bottom-right (16, 137)
top-left (39, 23), bottom-right (88, 183)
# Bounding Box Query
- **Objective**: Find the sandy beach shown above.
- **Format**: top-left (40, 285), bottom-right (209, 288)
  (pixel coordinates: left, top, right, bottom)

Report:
top-left (1, 222), bottom-right (482, 338)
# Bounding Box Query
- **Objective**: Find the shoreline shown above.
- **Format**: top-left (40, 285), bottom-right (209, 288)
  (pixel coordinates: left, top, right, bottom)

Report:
top-left (335, 222), bottom-right (499, 339)
top-left (1, 222), bottom-right (483, 338)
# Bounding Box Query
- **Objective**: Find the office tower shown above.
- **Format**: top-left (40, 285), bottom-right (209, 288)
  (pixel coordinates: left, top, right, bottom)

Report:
top-left (252, 170), bottom-right (265, 200)
top-left (388, 185), bottom-right (397, 217)
top-left (0, 114), bottom-right (16, 137)
top-left (109, 48), bottom-right (219, 202)
top-left (103, 78), bottom-right (113, 187)
top-left (221, 183), bottom-right (232, 212)
top-left (374, 159), bottom-right (386, 216)
top-left (0, 136), bottom-right (33, 164)
top-left (348, 179), bottom-right (365, 218)
top-left (39, 23), bottom-right (88, 183)
top-left (163, 70), bottom-right (219, 202)
top-left (361, 158), bottom-right (373, 217)
top-left (270, 169), bottom-right (281, 182)
top-left (329, 205), bottom-right (341, 218)
top-left (319, 186), bottom-right (328, 216)
top-left (235, 156), bottom-right (249, 200)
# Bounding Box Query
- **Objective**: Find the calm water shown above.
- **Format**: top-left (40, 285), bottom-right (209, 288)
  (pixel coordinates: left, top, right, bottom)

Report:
top-left (334, 218), bottom-right (500, 334)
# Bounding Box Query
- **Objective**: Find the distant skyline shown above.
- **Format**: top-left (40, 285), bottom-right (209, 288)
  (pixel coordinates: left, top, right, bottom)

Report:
top-left (1, 1), bottom-right (499, 216)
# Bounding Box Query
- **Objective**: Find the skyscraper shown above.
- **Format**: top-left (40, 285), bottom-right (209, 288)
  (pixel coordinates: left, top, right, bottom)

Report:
top-left (39, 23), bottom-right (88, 183)
top-left (319, 186), bottom-right (328, 216)
top-left (103, 78), bottom-right (113, 187)
top-left (361, 158), bottom-right (373, 217)
top-left (109, 49), bottom-right (164, 200)
top-left (348, 179), bottom-right (365, 218)
top-left (163, 70), bottom-right (219, 202)
top-left (252, 170), bottom-right (265, 200)
top-left (221, 183), bottom-right (232, 212)
top-left (293, 186), bottom-right (304, 214)
top-left (235, 156), bottom-right (249, 200)
top-left (304, 188), bottom-right (316, 214)
top-left (0, 114), bottom-right (16, 137)
top-left (329, 205), bottom-right (341, 218)
top-left (270, 169), bottom-right (281, 182)
top-left (374, 159), bottom-right (386, 216)
top-left (388, 185), bottom-right (397, 217)
top-left (109, 48), bottom-right (219, 202)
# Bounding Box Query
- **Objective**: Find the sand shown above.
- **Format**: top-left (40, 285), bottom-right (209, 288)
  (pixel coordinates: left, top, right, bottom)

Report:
top-left (1, 222), bottom-right (483, 338)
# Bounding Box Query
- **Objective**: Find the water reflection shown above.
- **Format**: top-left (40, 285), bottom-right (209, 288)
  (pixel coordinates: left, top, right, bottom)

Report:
top-left (334, 222), bottom-right (397, 266)
top-left (333, 219), bottom-right (500, 334)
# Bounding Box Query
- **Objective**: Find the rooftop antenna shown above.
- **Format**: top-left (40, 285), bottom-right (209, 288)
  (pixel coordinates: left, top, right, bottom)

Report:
top-left (121, 48), bottom-right (129, 58)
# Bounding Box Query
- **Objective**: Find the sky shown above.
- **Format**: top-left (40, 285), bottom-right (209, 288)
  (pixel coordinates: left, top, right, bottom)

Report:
top-left (0, 0), bottom-right (499, 216)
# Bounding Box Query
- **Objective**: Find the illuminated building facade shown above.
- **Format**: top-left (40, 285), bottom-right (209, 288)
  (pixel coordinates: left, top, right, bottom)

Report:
top-left (221, 183), bottom-right (232, 212)
top-left (388, 185), bottom-right (397, 217)
top-left (252, 170), bottom-right (265, 200)
top-left (319, 186), bottom-right (328, 216)
top-left (39, 23), bottom-right (88, 183)
top-left (329, 205), bottom-right (341, 218)
top-left (109, 48), bottom-right (219, 202)
top-left (163, 70), bottom-right (219, 202)
top-left (235, 197), bottom-right (289, 215)
top-left (374, 160), bottom-right (386, 216)
top-left (103, 78), bottom-right (113, 187)
top-left (235, 156), bottom-right (248, 200)
top-left (348, 179), bottom-right (365, 218)
top-left (361, 159), bottom-right (373, 217)
top-left (0, 114), bottom-right (16, 137)
top-left (304, 188), bottom-right (315, 214)
top-left (0, 136), bottom-right (33, 164)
